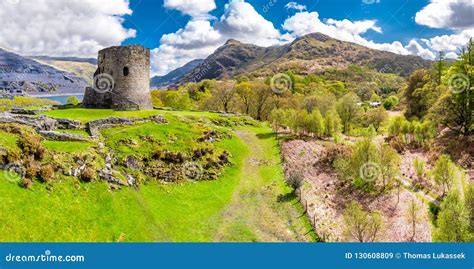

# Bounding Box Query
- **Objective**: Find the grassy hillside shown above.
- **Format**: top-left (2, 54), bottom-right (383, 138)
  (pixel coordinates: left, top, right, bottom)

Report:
top-left (0, 109), bottom-right (314, 242)
top-left (33, 59), bottom-right (96, 85)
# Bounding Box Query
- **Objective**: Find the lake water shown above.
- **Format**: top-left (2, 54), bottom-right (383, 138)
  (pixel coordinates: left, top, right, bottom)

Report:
top-left (39, 94), bottom-right (84, 104)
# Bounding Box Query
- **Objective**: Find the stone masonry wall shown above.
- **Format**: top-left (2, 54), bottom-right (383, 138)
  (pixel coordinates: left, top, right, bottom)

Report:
top-left (83, 45), bottom-right (153, 110)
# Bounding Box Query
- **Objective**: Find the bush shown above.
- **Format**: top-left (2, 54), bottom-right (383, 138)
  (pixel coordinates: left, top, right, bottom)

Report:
top-left (286, 171), bottom-right (304, 191)
top-left (39, 164), bottom-right (54, 183)
top-left (81, 167), bottom-right (97, 182)
top-left (66, 96), bottom-right (80, 106)
top-left (21, 178), bottom-right (33, 189)
top-left (383, 96), bottom-right (399, 110)
top-left (25, 161), bottom-right (40, 179)
top-left (18, 133), bottom-right (45, 160)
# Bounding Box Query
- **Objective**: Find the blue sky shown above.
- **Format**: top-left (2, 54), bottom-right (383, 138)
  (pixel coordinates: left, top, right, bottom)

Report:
top-left (123, 0), bottom-right (451, 49)
top-left (0, 0), bottom-right (472, 76)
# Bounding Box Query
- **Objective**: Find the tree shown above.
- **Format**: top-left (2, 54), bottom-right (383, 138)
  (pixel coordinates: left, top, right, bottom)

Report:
top-left (431, 39), bottom-right (473, 135)
top-left (66, 96), bottom-right (79, 106)
top-left (434, 191), bottom-right (470, 242)
top-left (336, 93), bottom-right (362, 134)
top-left (432, 155), bottom-right (457, 196)
top-left (212, 81), bottom-right (236, 113)
top-left (269, 108), bottom-right (285, 133)
top-left (251, 82), bottom-right (274, 121)
top-left (405, 198), bottom-right (423, 241)
top-left (465, 183), bottom-right (474, 235)
top-left (403, 69), bottom-right (438, 119)
top-left (365, 106), bottom-right (388, 132)
top-left (413, 158), bottom-right (425, 183)
top-left (378, 144), bottom-right (400, 190)
top-left (306, 109), bottom-right (325, 137)
top-left (343, 201), bottom-right (384, 242)
top-left (350, 139), bottom-right (380, 190)
top-left (324, 109), bottom-right (342, 137)
top-left (383, 95), bottom-right (399, 110)
top-left (235, 81), bottom-right (253, 115)
top-left (434, 51), bottom-right (446, 85)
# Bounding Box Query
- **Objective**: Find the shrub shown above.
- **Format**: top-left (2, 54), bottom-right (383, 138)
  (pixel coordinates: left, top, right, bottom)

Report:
top-left (18, 133), bottom-right (45, 160)
top-left (81, 167), bottom-right (97, 182)
top-left (39, 164), bottom-right (54, 183)
top-left (66, 96), bottom-right (80, 106)
top-left (286, 171), bottom-right (304, 191)
top-left (383, 96), bottom-right (399, 110)
top-left (25, 161), bottom-right (40, 179)
top-left (21, 178), bottom-right (33, 189)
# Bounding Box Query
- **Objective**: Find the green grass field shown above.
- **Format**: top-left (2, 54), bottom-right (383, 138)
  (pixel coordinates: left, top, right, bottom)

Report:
top-left (0, 109), bottom-right (315, 242)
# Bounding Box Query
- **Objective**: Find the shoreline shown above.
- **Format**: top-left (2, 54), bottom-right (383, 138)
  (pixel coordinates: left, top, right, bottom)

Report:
top-left (30, 93), bottom-right (84, 98)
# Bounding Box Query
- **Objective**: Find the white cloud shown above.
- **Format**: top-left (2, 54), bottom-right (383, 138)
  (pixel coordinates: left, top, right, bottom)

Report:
top-left (282, 12), bottom-right (382, 41)
top-left (0, 0), bottom-right (136, 57)
top-left (405, 39), bottom-right (435, 59)
top-left (151, 0), bottom-right (283, 75)
top-left (415, 0), bottom-right (474, 29)
top-left (285, 2), bottom-right (307, 12)
top-left (445, 52), bottom-right (459, 59)
top-left (282, 11), bottom-right (419, 57)
top-left (163, 0), bottom-right (216, 18)
top-left (214, 0), bottom-right (282, 46)
top-left (151, 0), bottom-right (473, 76)
top-left (423, 29), bottom-right (474, 52)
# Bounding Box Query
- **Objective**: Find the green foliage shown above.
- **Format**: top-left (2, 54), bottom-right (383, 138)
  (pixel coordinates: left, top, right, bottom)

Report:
top-left (66, 96), bottom-right (79, 106)
top-left (403, 69), bottom-right (438, 119)
top-left (383, 95), bottom-right (399, 110)
top-left (405, 198), bottom-right (423, 241)
top-left (324, 109), bottom-right (342, 137)
top-left (343, 201), bottom-right (384, 242)
top-left (343, 138), bottom-right (400, 192)
top-left (413, 158), bottom-right (425, 182)
top-left (434, 190), bottom-right (470, 242)
top-left (0, 96), bottom-right (59, 111)
top-left (432, 155), bottom-right (457, 196)
top-left (152, 90), bottom-right (194, 110)
top-left (430, 39), bottom-right (473, 135)
top-left (388, 116), bottom-right (436, 147)
top-left (364, 106), bottom-right (388, 131)
top-left (336, 93), bottom-right (362, 134)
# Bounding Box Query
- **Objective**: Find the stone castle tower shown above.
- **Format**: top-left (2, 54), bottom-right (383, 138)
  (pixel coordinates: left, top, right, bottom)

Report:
top-left (82, 45), bottom-right (153, 110)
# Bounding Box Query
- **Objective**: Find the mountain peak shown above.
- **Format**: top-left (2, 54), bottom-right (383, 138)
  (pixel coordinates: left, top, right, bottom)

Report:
top-left (295, 32), bottom-right (333, 42)
top-left (224, 39), bottom-right (243, 46)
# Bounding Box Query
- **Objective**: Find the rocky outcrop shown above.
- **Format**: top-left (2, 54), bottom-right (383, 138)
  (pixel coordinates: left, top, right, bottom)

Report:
top-left (38, 131), bottom-right (91, 142)
top-left (0, 112), bottom-right (82, 132)
top-left (10, 108), bottom-right (50, 115)
top-left (55, 118), bottom-right (81, 129)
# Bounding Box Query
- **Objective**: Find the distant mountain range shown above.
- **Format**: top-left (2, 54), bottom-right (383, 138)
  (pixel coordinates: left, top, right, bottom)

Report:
top-left (1, 32), bottom-right (432, 96)
top-left (0, 48), bottom-right (89, 97)
top-left (179, 33), bottom-right (430, 84)
top-left (151, 59), bottom-right (203, 89)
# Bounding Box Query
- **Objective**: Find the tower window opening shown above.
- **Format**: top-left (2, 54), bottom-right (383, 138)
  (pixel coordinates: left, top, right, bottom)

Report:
top-left (123, 67), bottom-right (129, 76)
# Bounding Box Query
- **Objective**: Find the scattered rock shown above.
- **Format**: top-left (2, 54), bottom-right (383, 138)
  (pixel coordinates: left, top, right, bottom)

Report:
top-left (38, 131), bottom-right (91, 142)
